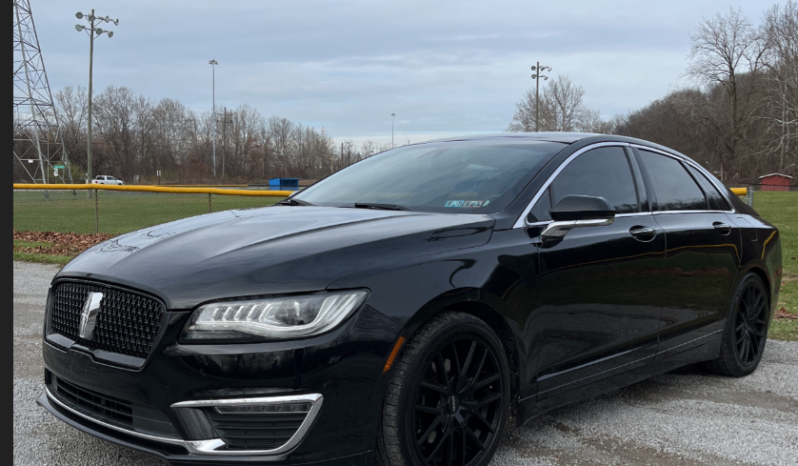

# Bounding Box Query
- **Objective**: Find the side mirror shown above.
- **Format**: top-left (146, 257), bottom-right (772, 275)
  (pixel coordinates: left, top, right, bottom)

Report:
top-left (541, 195), bottom-right (615, 241)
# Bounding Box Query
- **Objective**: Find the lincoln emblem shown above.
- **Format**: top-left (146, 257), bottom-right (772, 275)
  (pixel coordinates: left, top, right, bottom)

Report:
top-left (78, 292), bottom-right (103, 340)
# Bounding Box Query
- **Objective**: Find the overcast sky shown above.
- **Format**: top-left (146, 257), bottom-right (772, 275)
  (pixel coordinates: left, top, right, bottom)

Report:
top-left (30, 0), bottom-right (768, 146)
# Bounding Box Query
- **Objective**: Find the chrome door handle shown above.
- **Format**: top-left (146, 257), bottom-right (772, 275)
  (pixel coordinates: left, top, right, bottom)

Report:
top-left (629, 226), bottom-right (656, 240)
top-left (713, 222), bottom-right (731, 235)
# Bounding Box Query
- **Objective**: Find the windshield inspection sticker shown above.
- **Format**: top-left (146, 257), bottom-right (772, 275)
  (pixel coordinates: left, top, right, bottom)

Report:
top-left (445, 200), bottom-right (465, 207)
top-left (464, 200), bottom-right (483, 208)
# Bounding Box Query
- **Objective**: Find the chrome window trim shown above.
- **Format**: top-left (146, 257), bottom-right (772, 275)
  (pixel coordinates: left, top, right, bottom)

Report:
top-left (46, 387), bottom-right (322, 458)
top-left (616, 212), bottom-right (655, 218)
top-left (653, 210), bottom-right (732, 215)
top-left (526, 211), bottom-right (654, 229)
top-left (513, 142), bottom-right (630, 229)
top-left (628, 144), bottom-right (736, 214)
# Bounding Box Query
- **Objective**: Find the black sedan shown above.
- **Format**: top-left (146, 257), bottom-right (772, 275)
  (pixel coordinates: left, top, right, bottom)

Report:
top-left (38, 133), bottom-right (782, 466)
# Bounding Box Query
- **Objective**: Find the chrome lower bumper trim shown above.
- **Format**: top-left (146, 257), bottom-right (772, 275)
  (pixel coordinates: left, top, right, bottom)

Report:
top-left (45, 387), bottom-right (186, 447)
top-left (45, 387), bottom-right (323, 457)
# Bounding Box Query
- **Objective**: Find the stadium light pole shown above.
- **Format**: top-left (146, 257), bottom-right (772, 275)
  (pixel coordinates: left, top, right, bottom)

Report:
top-left (530, 62), bottom-right (551, 132)
top-left (391, 113), bottom-right (395, 148)
top-left (75, 9), bottom-right (117, 190)
top-left (209, 59), bottom-right (218, 178)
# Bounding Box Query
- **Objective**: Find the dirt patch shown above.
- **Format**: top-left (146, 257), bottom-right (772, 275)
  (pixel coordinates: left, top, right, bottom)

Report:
top-left (776, 307), bottom-right (798, 320)
top-left (13, 230), bottom-right (115, 256)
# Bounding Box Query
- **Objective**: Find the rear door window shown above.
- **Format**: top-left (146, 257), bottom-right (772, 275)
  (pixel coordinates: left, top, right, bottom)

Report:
top-left (685, 165), bottom-right (731, 211)
top-left (549, 146), bottom-right (639, 214)
top-left (637, 150), bottom-right (707, 211)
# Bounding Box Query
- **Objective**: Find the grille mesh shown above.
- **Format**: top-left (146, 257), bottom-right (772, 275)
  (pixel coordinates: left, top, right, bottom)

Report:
top-left (51, 281), bottom-right (165, 359)
top-left (55, 376), bottom-right (134, 426)
top-left (205, 410), bottom-right (307, 449)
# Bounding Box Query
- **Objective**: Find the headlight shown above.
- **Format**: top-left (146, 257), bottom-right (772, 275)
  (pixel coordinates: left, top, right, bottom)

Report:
top-left (181, 290), bottom-right (368, 342)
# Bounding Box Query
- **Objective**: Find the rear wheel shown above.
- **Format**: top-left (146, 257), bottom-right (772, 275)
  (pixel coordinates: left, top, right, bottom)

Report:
top-left (706, 273), bottom-right (770, 377)
top-left (377, 312), bottom-right (510, 466)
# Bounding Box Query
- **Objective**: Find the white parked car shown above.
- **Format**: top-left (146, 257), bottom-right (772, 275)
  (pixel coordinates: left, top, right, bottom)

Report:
top-left (92, 175), bottom-right (124, 185)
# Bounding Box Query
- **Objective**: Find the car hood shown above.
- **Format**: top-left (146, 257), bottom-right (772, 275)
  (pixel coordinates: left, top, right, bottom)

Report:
top-left (57, 206), bottom-right (495, 309)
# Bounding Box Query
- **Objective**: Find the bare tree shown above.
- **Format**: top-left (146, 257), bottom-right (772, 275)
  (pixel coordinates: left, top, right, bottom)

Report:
top-left (508, 75), bottom-right (604, 133)
top-left (761, 1), bottom-right (798, 172)
top-left (688, 8), bottom-right (769, 177)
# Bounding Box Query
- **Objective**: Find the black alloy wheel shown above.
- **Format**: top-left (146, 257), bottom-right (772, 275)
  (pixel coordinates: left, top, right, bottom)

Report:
top-left (377, 312), bottom-right (510, 466)
top-left (733, 281), bottom-right (768, 366)
top-left (706, 273), bottom-right (770, 377)
top-left (412, 337), bottom-right (503, 466)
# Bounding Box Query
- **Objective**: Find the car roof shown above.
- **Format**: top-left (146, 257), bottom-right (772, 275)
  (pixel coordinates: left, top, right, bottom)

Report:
top-left (420, 132), bottom-right (602, 144)
top-left (414, 132), bottom-right (692, 161)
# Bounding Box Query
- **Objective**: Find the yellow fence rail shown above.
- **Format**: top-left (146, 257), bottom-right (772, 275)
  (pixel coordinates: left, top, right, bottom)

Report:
top-left (730, 187), bottom-right (747, 196)
top-left (13, 183), bottom-right (293, 197)
top-left (13, 184), bottom-right (292, 235)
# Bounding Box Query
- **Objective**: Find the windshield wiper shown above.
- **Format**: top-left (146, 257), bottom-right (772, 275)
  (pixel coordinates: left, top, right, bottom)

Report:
top-left (277, 198), bottom-right (314, 206)
top-left (353, 203), bottom-right (409, 211)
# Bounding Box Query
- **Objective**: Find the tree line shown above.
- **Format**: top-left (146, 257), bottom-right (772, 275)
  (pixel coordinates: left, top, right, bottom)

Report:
top-left (509, 2), bottom-right (798, 183)
top-left (13, 86), bottom-right (392, 184)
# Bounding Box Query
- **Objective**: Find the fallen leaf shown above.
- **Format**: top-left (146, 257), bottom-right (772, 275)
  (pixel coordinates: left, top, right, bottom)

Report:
top-left (775, 307), bottom-right (797, 320)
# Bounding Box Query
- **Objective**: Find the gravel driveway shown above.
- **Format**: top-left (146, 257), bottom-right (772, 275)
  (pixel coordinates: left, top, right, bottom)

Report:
top-left (13, 261), bottom-right (798, 466)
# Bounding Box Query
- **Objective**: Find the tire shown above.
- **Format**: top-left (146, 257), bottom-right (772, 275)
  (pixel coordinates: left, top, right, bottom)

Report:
top-left (377, 312), bottom-right (511, 466)
top-left (705, 273), bottom-right (770, 377)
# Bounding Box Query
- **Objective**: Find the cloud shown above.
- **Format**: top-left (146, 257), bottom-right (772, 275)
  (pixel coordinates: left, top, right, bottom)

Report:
top-left (27, 0), bottom-right (768, 144)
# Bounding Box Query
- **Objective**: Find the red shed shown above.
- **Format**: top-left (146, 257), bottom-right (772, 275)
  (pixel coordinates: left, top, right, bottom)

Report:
top-left (758, 173), bottom-right (793, 191)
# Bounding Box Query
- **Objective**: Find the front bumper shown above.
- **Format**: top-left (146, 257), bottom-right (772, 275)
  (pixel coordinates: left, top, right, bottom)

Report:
top-left (39, 304), bottom-right (401, 465)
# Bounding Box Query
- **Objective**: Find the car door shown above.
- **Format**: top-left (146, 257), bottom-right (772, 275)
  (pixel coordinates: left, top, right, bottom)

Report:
top-left (633, 148), bottom-right (741, 355)
top-left (532, 145), bottom-right (666, 399)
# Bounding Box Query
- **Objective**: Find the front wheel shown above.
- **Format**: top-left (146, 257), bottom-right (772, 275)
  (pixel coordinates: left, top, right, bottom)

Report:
top-left (377, 312), bottom-right (511, 466)
top-left (705, 272), bottom-right (770, 377)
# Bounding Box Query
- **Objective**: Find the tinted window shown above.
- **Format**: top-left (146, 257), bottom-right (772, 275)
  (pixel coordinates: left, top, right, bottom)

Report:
top-left (549, 147), bottom-right (639, 213)
top-left (295, 140), bottom-right (565, 214)
top-left (638, 150), bottom-right (707, 211)
top-left (107, 176), bottom-right (116, 180)
top-left (686, 165), bottom-right (731, 211)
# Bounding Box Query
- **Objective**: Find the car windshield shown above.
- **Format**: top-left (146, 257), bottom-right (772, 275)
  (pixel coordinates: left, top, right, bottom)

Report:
top-left (294, 140), bottom-right (565, 213)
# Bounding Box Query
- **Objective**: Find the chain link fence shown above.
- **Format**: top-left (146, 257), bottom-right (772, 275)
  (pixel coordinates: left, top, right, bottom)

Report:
top-left (13, 185), bottom-right (290, 235)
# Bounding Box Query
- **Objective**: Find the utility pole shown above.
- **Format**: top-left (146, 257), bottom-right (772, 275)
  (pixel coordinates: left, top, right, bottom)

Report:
top-left (218, 107), bottom-right (232, 180)
top-left (209, 60), bottom-right (218, 177)
top-left (75, 10), bottom-right (117, 191)
top-left (391, 113), bottom-right (396, 148)
top-left (530, 62), bottom-right (551, 132)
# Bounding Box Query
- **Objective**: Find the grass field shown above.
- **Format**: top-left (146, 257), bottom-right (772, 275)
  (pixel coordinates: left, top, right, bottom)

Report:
top-left (13, 239), bottom-right (74, 265)
top-left (11, 189), bottom-right (798, 340)
top-left (751, 191), bottom-right (798, 341)
top-left (13, 190), bottom-right (283, 235)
